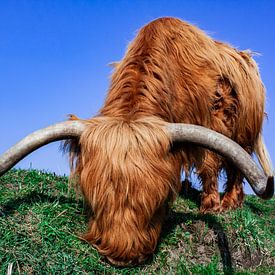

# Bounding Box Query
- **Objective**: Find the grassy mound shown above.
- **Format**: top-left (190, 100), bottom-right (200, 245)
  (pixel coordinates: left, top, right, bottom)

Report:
top-left (0, 170), bottom-right (274, 274)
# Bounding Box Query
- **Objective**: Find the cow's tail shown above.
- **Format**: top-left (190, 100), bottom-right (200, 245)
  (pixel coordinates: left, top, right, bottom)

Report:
top-left (255, 133), bottom-right (274, 177)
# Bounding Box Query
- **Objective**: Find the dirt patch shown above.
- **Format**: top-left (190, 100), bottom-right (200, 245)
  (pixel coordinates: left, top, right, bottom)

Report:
top-left (165, 221), bottom-right (219, 268)
top-left (167, 219), bottom-right (274, 272)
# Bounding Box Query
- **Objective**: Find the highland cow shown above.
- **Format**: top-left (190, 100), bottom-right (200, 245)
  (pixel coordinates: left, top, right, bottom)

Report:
top-left (0, 17), bottom-right (273, 266)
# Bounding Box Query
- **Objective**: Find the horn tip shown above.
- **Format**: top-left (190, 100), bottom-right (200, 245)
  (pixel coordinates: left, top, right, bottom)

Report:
top-left (260, 176), bottom-right (274, 200)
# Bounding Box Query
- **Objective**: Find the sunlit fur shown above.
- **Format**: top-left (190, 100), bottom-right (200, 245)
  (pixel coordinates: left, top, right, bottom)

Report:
top-left (69, 17), bottom-right (267, 265)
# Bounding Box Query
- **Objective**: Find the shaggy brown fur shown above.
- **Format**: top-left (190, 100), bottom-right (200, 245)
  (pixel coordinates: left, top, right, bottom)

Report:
top-left (69, 17), bottom-right (267, 265)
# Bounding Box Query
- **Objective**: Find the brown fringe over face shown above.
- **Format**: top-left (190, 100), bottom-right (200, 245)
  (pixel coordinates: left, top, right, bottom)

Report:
top-left (69, 17), bottom-right (266, 265)
top-left (75, 117), bottom-right (181, 265)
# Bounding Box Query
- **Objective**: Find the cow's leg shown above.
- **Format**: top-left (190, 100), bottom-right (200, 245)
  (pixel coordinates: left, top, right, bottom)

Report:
top-left (181, 162), bottom-right (191, 195)
top-left (198, 151), bottom-right (221, 213)
top-left (221, 143), bottom-right (253, 211)
top-left (221, 167), bottom-right (244, 211)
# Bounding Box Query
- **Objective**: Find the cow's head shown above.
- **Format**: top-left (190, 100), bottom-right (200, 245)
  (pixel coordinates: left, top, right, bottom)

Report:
top-left (0, 119), bottom-right (273, 266)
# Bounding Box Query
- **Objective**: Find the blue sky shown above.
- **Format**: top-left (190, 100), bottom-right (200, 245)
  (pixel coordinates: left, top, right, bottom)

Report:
top-left (0, 1), bottom-right (274, 193)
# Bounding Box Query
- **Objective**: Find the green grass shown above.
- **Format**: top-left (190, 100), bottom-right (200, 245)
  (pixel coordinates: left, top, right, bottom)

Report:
top-left (0, 169), bottom-right (274, 274)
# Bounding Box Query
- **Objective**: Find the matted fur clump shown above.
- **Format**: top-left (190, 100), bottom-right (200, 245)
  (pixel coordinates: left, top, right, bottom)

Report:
top-left (69, 17), bottom-right (267, 265)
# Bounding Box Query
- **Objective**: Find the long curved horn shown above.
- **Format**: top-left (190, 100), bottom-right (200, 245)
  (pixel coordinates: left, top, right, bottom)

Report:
top-left (0, 121), bottom-right (85, 176)
top-left (0, 121), bottom-right (273, 199)
top-left (167, 123), bottom-right (274, 199)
